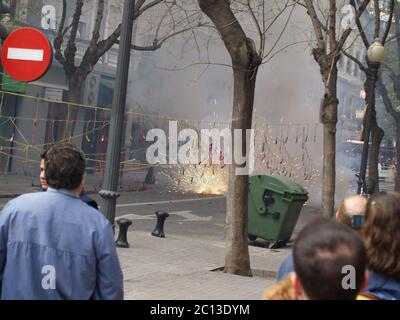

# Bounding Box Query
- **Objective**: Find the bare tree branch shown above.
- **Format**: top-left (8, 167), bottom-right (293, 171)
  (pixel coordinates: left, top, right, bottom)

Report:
top-left (382, 0), bottom-right (395, 44)
top-left (332, 0), bottom-right (372, 53)
top-left (377, 78), bottom-right (398, 117)
top-left (95, 0), bottom-right (167, 61)
top-left (264, 0), bottom-right (296, 34)
top-left (328, 0), bottom-right (337, 51)
top-left (342, 49), bottom-right (368, 72)
top-left (262, 40), bottom-right (309, 64)
top-left (64, 0), bottom-right (84, 68)
top-left (349, 0), bottom-right (370, 48)
top-left (247, 0), bottom-right (264, 55)
top-left (90, 0), bottom-right (105, 47)
top-left (126, 23), bottom-right (209, 51)
top-left (335, 28), bottom-right (352, 54)
top-left (136, 0), bottom-right (164, 19)
top-left (263, 4), bottom-right (295, 60)
top-left (54, 0), bottom-right (67, 67)
top-left (135, 0), bottom-right (147, 12)
top-left (387, 32), bottom-right (400, 43)
top-left (374, 0), bottom-right (381, 39)
top-left (303, 0), bottom-right (325, 51)
top-left (154, 1), bottom-right (174, 42)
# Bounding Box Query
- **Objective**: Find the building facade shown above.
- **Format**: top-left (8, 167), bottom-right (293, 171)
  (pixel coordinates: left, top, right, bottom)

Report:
top-left (0, 0), bottom-right (145, 175)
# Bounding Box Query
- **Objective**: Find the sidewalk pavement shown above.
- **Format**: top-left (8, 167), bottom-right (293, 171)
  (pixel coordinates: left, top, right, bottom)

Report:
top-left (118, 230), bottom-right (288, 300)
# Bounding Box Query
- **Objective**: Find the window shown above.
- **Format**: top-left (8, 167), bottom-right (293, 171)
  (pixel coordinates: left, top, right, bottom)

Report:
top-left (67, 18), bottom-right (87, 39)
top-left (354, 64), bottom-right (360, 78)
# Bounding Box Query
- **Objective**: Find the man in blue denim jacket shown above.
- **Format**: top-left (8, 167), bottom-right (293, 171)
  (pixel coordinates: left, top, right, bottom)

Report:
top-left (0, 143), bottom-right (123, 299)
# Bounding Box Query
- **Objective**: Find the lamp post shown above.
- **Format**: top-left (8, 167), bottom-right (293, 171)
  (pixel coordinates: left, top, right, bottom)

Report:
top-left (99, 0), bottom-right (135, 226)
top-left (357, 39), bottom-right (385, 195)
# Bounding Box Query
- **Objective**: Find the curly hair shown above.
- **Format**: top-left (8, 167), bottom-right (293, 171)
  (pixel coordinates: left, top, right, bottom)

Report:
top-left (261, 273), bottom-right (296, 300)
top-left (44, 143), bottom-right (86, 190)
top-left (363, 192), bottom-right (400, 281)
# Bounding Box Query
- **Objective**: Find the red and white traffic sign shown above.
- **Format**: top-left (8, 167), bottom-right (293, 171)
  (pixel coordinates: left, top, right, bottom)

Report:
top-left (1, 27), bottom-right (53, 82)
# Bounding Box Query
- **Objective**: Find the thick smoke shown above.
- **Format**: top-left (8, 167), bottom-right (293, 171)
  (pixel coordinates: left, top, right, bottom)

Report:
top-left (126, 2), bottom-right (360, 209)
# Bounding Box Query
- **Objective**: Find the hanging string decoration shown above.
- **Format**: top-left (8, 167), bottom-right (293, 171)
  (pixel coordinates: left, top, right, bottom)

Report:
top-left (254, 122), bottom-right (321, 190)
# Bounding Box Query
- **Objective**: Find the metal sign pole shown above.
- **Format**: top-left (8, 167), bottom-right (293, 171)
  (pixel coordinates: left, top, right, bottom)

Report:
top-left (99, 0), bottom-right (136, 226)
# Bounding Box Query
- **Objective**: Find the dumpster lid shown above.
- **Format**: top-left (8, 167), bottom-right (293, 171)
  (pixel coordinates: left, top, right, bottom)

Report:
top-left (249, 175), bottom-right (308, 196)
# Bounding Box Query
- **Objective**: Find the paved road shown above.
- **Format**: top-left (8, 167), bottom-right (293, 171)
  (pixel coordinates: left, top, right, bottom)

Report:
top-left (112, 191), bottom-right (227, 240)
top-left (91, 190), bottom-right (320, 242)
top-left (0, 187), bottom-right (321, 242)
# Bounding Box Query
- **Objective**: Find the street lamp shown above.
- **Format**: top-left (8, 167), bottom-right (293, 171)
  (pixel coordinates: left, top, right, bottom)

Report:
top-left (357, 39), bottom-right (385, 195)
top-left (367, 39), bottom-right (385, 63)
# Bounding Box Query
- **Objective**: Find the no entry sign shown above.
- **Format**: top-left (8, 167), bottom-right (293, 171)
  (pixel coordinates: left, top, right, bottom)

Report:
top-left (1, 28), bottom-right (53, 82)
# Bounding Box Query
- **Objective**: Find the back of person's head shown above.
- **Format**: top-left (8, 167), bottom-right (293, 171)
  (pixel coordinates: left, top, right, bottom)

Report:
top-left (293, 218), bottom-right (367, 300)
top-left (337, 195), bottom-right (368, 229)
top-left (364, 192), bottom-right (400, 281)
top-left (40, 143), bottom-right (54, 160)
top-left (44, 143), bottom-right (86, 190)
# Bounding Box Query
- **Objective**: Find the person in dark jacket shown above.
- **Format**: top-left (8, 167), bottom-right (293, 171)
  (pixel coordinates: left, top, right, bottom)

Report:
top-left (363, 192), bottom-right (400, 300)
top-left (40, 146), bottom-right (98, 209)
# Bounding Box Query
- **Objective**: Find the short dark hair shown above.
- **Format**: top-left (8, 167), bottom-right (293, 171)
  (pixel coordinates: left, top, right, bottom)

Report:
top-left (40, 143), bottom-right (54, 159)
top-left (293, 218), bottom-right (367, 300)
top-left (44, 143), bottom-right (86, 190)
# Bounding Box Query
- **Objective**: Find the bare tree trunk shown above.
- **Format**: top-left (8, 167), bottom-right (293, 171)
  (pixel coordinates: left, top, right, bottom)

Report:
top-left (368, 122), bottom-right (384, 193)
top-left (198, 0), bottom-right (262, 276)
top-left (318, 59), bottom-right (339, 218)
top-left (321, 93), bottom-right (338, 218)
top-left (225, 65), bottom-right (258, 277)
top-left (364, 73), bottom-right (384, 194)
top-left (64, 77), bottom-right (83, 138)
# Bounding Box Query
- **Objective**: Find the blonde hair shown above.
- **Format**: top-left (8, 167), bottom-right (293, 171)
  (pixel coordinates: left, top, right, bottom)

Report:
top-left (261, 273), bottom-right (296, 300)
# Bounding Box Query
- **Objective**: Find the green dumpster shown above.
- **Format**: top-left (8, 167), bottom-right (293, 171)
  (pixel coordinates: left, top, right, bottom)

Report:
top-left (248, 175), bottom-right (309, 248)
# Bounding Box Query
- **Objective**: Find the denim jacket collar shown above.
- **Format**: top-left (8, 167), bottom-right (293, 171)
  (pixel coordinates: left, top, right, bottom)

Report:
top-left (47, 187), bottom-right (79, 199)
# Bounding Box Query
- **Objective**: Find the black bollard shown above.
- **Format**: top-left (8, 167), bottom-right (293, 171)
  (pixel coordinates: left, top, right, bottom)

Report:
top-left (151, 210), bottom-right (169, 238)
top-left (115, 218), bottom-right (132, 248)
